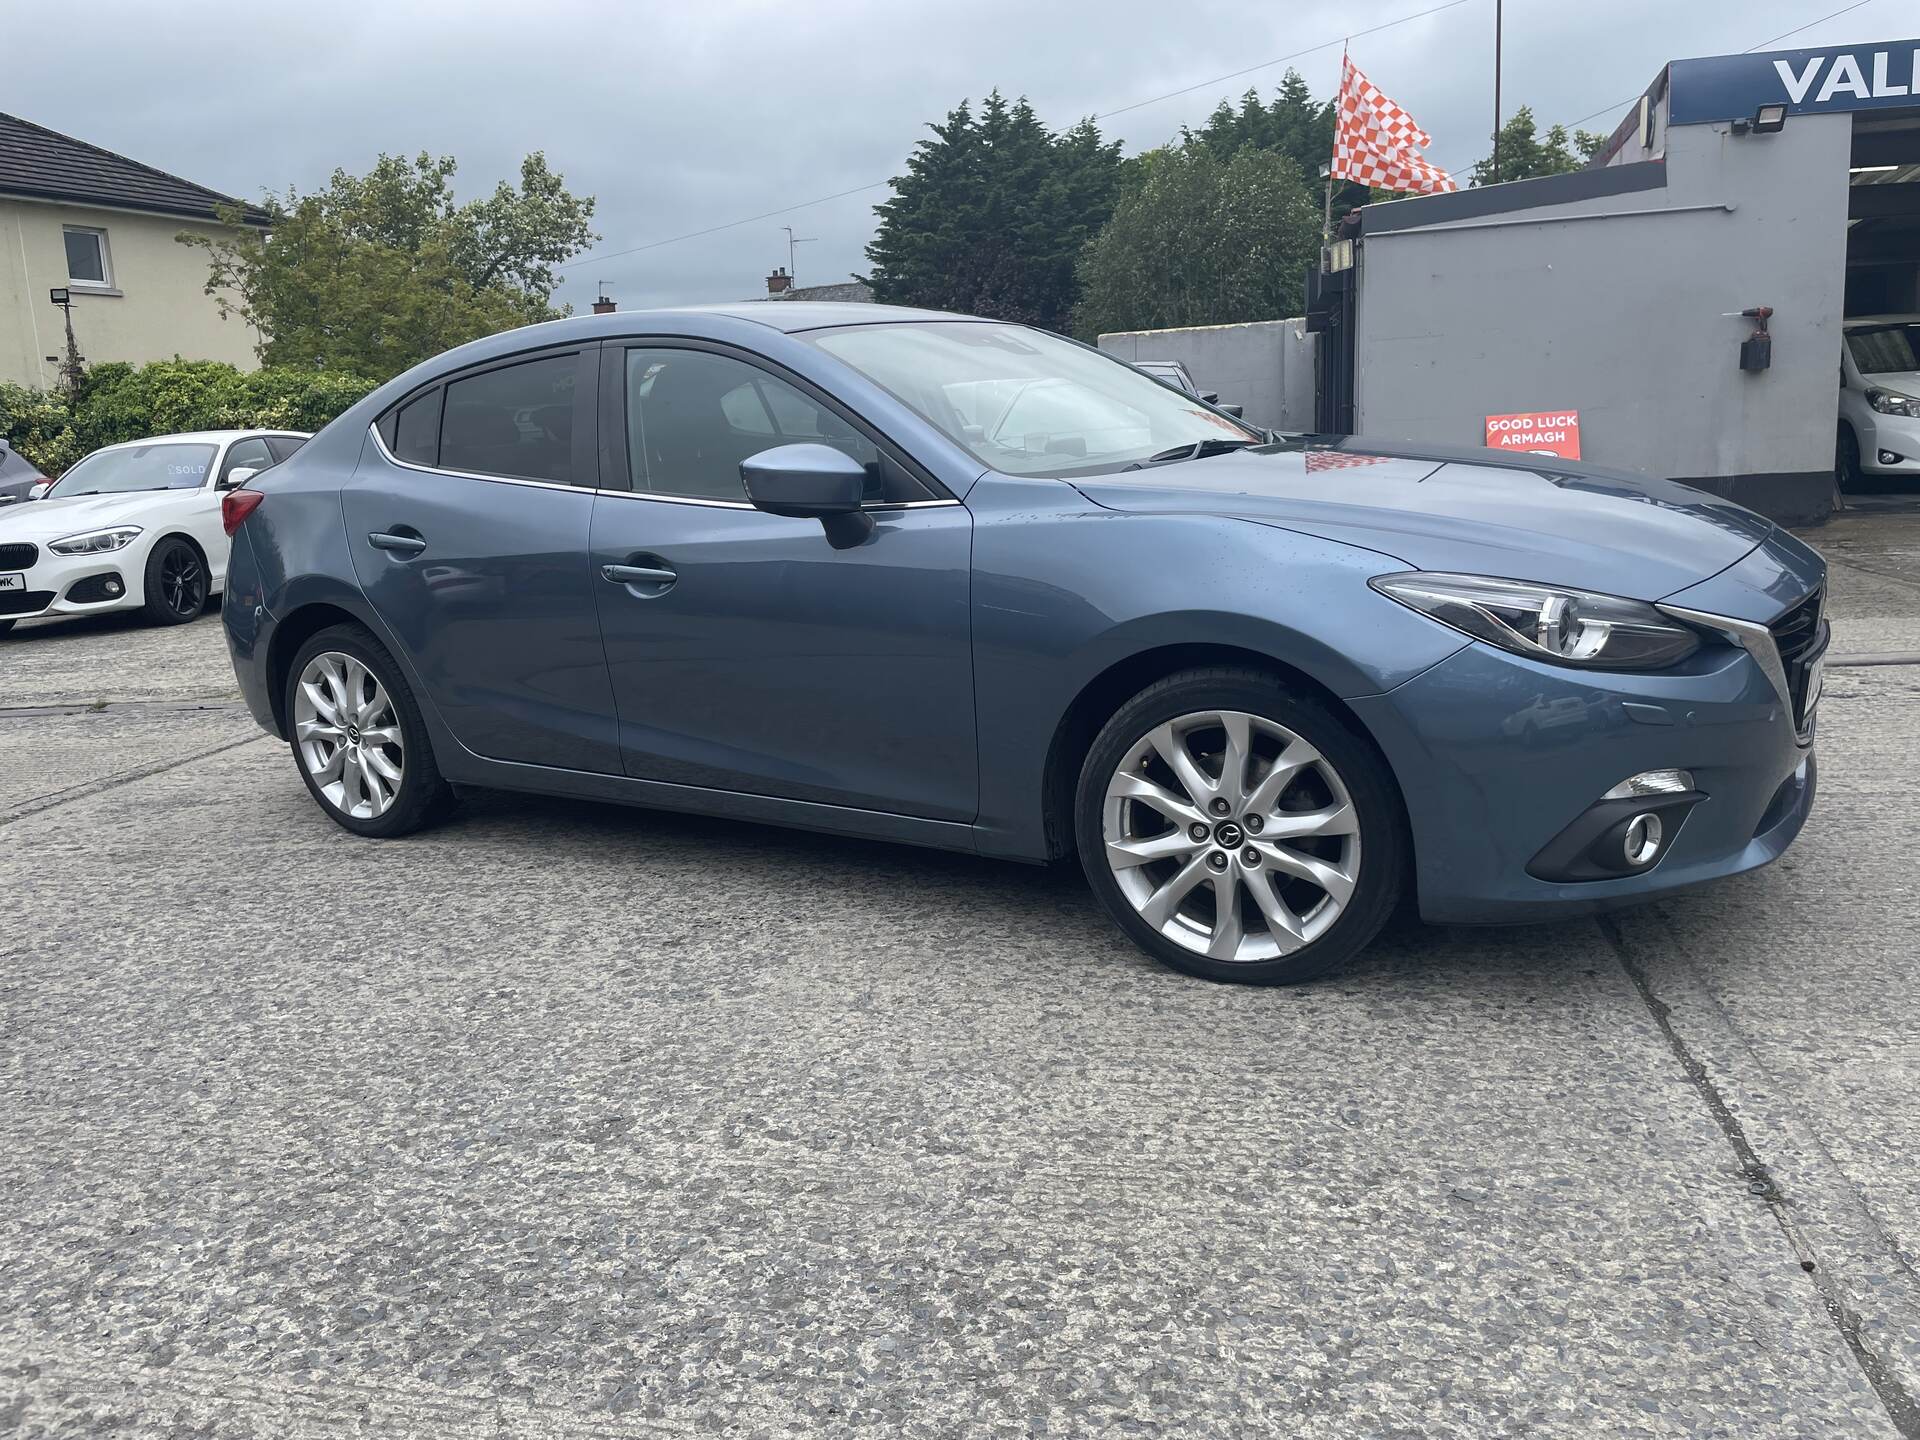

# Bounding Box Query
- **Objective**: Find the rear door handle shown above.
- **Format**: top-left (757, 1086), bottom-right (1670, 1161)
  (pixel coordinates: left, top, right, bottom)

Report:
top-left (368, 531), bottom-right (427, 556)
top-left (601, 563), bottom-right (676, 586)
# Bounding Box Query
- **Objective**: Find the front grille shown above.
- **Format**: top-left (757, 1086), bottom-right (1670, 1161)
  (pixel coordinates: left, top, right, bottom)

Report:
top-left (0, 542), bottom-right (38, 569)
top-left (0, 589), bottom-right (54, 617)
top-left (1769, 587), bottom-right (1826, 730)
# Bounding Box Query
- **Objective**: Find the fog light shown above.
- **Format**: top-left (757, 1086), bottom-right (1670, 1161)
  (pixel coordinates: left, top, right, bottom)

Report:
top-left (1604, 769), bottom-right (1694, 799)
top-left (106, 579), bottom-right (122, 595)
top-left (1880, 450), bottom-right (1902, 466)
top-left (1623, 812), bottom-right (1664, 866)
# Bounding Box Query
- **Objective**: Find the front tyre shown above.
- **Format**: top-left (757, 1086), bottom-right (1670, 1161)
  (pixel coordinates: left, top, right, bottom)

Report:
top-left (1075, 667), bottom-right (1406, 985)
top-left (285, 624), bottom-right (453, 838)
top-left (141, 536), bottom-right (208, 625)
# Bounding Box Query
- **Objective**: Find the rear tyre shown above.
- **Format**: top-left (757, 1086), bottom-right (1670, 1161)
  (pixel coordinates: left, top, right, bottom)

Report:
top-left (1075, 667), bottom-right (1407, 985)
top-left (141, 537), bottom-right (207, 626)
top-left (285, 624), bottom-right (453, 838)
top-left (1836, 424), bottom-right (1865, 493)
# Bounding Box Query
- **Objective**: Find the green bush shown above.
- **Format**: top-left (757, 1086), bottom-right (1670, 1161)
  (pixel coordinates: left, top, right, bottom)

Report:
top-left (0, 361), bottom-right (377, 476)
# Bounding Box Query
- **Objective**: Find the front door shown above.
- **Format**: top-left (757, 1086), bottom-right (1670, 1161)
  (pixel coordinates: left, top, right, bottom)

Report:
top-left (343, 346), bottom-right (621, 775)
top-left (588, 342), bottom-right (976, 821)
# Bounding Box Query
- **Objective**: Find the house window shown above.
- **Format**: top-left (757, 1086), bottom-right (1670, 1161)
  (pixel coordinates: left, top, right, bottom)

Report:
top-left (63, 227), bottom-right (112, 289)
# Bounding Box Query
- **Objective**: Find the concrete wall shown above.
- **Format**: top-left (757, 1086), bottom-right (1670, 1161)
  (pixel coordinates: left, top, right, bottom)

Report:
top-left (1098, 319), bottom-right (1317, 432)
top-left (0, 198), bottom-right (260, 389)
top-left (1352, 109), bottom-right (1853, 522)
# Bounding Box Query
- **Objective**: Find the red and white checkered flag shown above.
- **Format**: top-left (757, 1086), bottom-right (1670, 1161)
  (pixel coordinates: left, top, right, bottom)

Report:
top-left (1331, 55), bottom-right (1457, 195)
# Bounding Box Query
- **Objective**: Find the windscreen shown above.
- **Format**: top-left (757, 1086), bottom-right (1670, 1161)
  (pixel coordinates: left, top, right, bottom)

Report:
top-left (1847, 323), bottom-right (1920, 376)
top-left (807, 322), bottom-right (1256, 476)
top-left (45, 443), bottom-right (216, 498)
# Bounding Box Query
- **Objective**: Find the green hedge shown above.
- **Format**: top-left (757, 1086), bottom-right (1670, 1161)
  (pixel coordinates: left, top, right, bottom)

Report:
top-left (0, 361), bottom-right (377, 477)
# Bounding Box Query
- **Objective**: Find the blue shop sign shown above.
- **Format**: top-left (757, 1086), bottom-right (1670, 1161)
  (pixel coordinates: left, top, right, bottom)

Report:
top-left (1669, 40), bottom-right (1919, 125)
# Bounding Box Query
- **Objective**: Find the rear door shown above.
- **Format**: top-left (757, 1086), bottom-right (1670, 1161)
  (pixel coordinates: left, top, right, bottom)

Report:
top-left (587, 340), bottom-right (976, 820)
top-left (343, 346), bottom-right (621, 775)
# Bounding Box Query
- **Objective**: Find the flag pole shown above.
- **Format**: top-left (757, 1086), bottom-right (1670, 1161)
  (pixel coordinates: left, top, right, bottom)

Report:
top-left (1324, 42), bottom-right (1347, 249)
top-left (1491, 0), bottom-right (1503, 183)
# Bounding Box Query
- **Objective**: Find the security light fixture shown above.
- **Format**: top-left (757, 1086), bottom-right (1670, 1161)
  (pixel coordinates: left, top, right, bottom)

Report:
top-left (1751, 103), bottom-right (1787, 134)
top-left (48, 287), bottom-right (69, 306)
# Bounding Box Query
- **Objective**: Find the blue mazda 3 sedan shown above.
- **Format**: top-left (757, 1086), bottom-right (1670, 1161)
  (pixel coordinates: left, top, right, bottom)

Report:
top-left (222, 303), bottom-right (1826, 984)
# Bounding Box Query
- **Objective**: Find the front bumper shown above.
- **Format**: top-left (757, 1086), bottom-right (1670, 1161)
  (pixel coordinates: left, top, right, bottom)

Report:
top-left (0, 547), bottom-right (143, 621)
top-left (1351, 631), bottom-right (1816, 925)
top-left (1857, 408), bottom-right (1920, 474)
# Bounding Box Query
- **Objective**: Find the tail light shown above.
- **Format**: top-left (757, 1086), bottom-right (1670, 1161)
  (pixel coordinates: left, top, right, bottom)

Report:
top-left (222, 488), bottom-right (265, 536)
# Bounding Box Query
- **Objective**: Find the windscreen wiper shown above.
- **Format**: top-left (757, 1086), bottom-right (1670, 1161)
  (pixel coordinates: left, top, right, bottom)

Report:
top-left (1125, 438), bottom-right (1260, 470)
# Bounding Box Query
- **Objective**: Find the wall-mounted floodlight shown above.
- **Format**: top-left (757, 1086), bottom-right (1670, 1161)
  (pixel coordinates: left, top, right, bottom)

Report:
top-left (48, 287), bottom-right (70, 306)
top-left (1751, 104), bottom-right (1787, 134)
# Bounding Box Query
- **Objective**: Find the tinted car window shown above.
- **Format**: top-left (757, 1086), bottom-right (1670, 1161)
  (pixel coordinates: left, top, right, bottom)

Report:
top-left (439, 355), bottom-right (577, 484)
top-left (625, 348), bottom-right (926, 503)
top-left (220, 438), bottom-right (274, 485)
top-left (392, 389), bottom-right (443, 466)
top-left (265, 435), bottom-right (307, 464)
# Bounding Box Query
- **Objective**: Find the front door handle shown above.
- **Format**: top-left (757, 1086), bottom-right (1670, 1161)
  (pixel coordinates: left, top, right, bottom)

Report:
top-left (368, 530), bottom-right (427, 556)
top-left (601, 562), bottom-right (676, 586)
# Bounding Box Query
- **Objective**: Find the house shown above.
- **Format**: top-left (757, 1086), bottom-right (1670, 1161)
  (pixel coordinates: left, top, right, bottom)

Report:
top-left (757, 268), bottom-right (873, 303)
top-left (0, 112), bottom-right (268, 389)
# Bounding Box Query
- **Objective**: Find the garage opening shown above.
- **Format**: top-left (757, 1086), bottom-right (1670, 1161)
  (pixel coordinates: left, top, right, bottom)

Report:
top-left (1840, 106), bottom-right (1920, 499)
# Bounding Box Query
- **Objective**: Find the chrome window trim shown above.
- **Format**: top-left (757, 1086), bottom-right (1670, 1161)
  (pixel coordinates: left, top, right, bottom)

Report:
top-left (371, 421), bottom-right (963, 512)
top-left (367, 421), bottom-right (588, 495)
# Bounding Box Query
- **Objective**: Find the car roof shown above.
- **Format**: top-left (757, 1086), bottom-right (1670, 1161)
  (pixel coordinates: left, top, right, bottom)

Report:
top-left (92, 428), bottom-right (312, 451)
top-left (626, 301), bottom-right (983, 335)
top-left (1844, 313), bottom-right (1920, 328)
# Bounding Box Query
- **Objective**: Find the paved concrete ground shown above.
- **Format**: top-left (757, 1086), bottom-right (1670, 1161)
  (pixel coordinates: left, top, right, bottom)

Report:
top-left (2, 518), bottom-right (1918, 1437)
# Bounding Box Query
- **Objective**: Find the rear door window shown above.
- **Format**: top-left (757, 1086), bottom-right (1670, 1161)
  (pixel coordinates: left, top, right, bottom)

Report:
top-left (391, 389), bottom-right (443, 466)
top-left (439, 354), bottom-right (579, 484)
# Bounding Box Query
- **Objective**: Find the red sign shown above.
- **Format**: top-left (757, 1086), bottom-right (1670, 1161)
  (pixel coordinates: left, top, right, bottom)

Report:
top-left (1484, 409), bottom-right (1581, 459)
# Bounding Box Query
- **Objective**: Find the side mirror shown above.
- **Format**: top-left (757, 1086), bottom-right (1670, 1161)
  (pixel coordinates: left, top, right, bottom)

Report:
top-left (739, 444), bottom-right (866, 518)
top-left (219, 467), bottom-right (260, 490)
top-left (1218, 402), bottom-right (1244, 419)
top-left (26, 480), bottom-right (51, 500)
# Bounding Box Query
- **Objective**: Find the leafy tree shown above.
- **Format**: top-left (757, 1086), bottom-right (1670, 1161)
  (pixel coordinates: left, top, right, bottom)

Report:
top-left (1074, 145), bottom-right (1319, 338)
top-left (1184, 70), bottom-right (1336, 182)
top-left (182, 152), bottom-right (597, 379)
top-left (1469, 107), bottom-right (1606, 186)
top-left (867, 93), bottom-right (1122, 331)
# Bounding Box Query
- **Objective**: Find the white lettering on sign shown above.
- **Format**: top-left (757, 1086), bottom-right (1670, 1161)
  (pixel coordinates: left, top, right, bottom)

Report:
top-left (1772, 50), bottom-right (1919, 105)
top-left (1485, 409), bottom-right (1581, 459)
top-left (1817, 53), bottom-right (1871, 104)
top-left (1873, 51), bottom-right (1910, 98)
top-left (1774, 56), bottom-right (1823, 104)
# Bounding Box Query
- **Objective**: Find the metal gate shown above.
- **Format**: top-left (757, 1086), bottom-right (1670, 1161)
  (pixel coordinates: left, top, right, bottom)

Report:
top-left (1304, 256), bottom-right (1357, 435)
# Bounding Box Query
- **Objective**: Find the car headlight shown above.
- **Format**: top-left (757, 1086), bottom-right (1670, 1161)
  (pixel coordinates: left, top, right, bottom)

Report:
top-left (1868, 388), bottom-right (1920, 419)
top-left (48, 525), bottom-right (142, 555)
top-left (1370, 572), bottom-right (1700, 670)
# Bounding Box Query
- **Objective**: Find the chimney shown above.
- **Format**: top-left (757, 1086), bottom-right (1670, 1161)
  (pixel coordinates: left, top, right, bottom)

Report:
top-left (592, 290), bottom-right (616, 315)
top-left (766, 266), bottom-right (792, 295)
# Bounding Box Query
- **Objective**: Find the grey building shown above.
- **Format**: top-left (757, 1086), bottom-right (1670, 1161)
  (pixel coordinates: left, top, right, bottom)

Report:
top-left (1332, 36), bottom-right (1920, 524)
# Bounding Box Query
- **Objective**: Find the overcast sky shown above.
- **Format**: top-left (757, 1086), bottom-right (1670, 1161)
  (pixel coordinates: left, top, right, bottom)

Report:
top-left (7, 0), bottom-right (1912, 313)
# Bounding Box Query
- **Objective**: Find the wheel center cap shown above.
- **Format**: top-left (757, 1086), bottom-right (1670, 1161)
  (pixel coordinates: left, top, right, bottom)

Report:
top-left (346, 723), bottom-right (361, 745)
top-left (1214, 820), bottom-right (1244, 848)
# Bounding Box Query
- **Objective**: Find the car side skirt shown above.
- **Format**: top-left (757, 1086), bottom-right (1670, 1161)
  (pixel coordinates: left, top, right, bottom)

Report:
top-left (437, 747), bottom-right (984, 857)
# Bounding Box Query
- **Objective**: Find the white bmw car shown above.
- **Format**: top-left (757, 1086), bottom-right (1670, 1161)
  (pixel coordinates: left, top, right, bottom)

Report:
top-left (0, 429), bottom-right (307, 636)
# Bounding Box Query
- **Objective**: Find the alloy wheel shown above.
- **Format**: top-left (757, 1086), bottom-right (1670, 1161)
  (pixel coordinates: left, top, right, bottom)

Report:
top-left (1101, 708), bottom-right (1362, 963)
top-left (160, 545), bottom-right (205, 615)
top-left (293, 651), bottom-right (405, 819)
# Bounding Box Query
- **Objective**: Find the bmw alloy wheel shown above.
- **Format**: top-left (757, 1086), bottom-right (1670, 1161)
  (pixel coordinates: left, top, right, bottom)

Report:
top-left (293, 651), bottom-right (405, 819)
top-left (160, 543), bottom-right (205, 615)
top-left (1101, 708), bottom-right (1362, 963)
